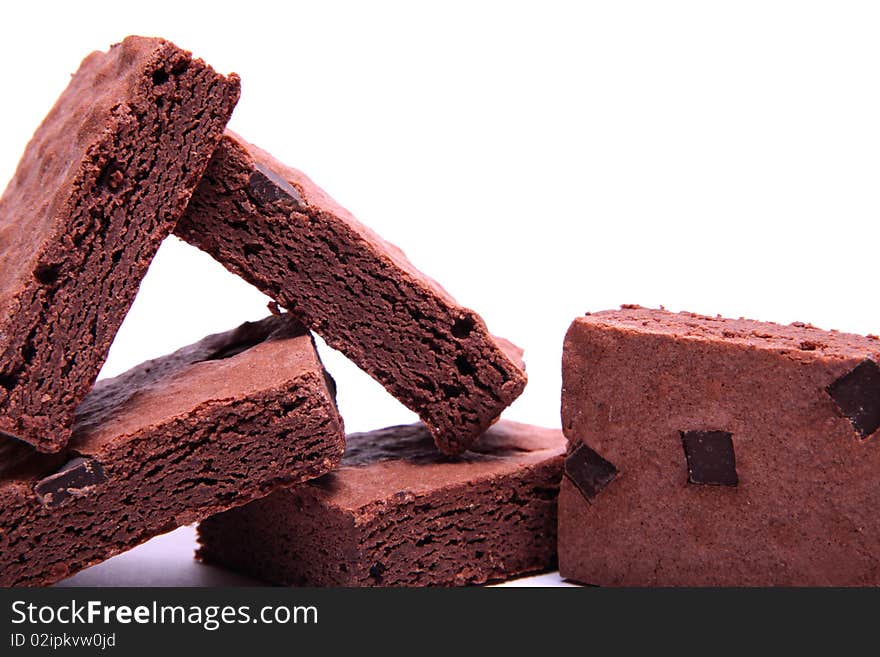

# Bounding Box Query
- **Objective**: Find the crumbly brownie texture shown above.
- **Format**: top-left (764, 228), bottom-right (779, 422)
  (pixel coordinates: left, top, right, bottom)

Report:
top-left (176, 132), bottom-right (527, 455)
top-left (197, 420), bottom-right (564, 586)
top-left (0, 36), bottom-right (241, 452)
top-left (0, 314), bottom-right (345, 586)
top-left (559, 306), bottom-right (880, 586)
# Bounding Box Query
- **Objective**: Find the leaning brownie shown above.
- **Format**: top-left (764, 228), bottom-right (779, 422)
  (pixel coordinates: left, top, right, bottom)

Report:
top-left (176, 132), bottom-right (526, 455)
top-left (0, 36), bottom-right (240, 452)
top-left (0, 314), bottom-right (344, 586)
top-left (559, 306), bottom-right (880, 586)
top-left (197, 420), bottom-right (564, 586)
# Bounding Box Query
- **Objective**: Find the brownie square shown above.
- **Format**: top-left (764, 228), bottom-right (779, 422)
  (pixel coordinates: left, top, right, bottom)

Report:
top-left (176, 132), bottom-right (527, 454)
top-left (0, 314), bottom-right (344, 586)
top-left (559, 306), bottom-right (880, 586)
top-left (197, 420), bottom-right (564, 586)
top-left (0, 36), bottom-right (240, 452)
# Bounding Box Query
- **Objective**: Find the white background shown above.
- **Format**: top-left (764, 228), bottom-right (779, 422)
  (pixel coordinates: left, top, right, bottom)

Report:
top-left (2, 1), bottom-right (878, 586)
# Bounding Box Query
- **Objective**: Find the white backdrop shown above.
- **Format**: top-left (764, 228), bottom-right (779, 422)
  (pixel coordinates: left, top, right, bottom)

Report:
top-left (2, 1), bottom-right (878, 586)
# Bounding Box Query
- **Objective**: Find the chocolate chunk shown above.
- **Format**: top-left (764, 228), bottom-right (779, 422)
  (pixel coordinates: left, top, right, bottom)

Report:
top-left (34, 457), bottom-right (108, 508)
top-left (680, 430), bottom-right (738, 486)
top-left (249, 164), bottom-right (304, 208)
top-left (826, 359), bottom-right (880, 438)
top-left (369, 562), bottom-right (386, 581)
top-left (564, 442), bottom-right (618, 502)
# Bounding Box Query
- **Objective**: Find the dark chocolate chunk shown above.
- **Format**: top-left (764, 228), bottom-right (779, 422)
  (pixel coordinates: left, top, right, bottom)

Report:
top-left (369, 562), bottom-right (386, 581)
top-left (564, 442), bottom-right (618, 502)
top-left (826, 359), bottom-right (880, 438)
top-left (34, 457), bottom-right (107, 508)
top-left (249, 163), bottom-right (304, 208)
top-left (680, 430), bottom-right (738, 486)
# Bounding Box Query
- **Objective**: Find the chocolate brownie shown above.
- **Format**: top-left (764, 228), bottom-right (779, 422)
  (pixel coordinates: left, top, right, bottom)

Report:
top-left (0, 314), bottom-right (344, 586)
top-left (176, 132), bottom-right (527, 454)
top-left (559, 306), bottom-right (880, 586)
top-left (197, 420), bottom-right (564, 586)
top-left (0, 36), bottom-right (240, 452)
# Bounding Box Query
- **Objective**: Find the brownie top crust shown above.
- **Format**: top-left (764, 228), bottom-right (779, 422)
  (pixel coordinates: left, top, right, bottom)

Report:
top-left (573, 306), bottom-right (880, 362)
top-left (0, 36), bottom-right (235, 319)
top-left (307, 421), bottom-right (565, 511)
top-left (0, 314), bottom-right (314, 486)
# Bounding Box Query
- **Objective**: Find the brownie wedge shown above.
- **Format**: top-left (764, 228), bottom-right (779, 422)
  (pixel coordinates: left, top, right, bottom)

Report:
top-left (0, 314), bottom-right (344, 586)
top-left (197, 420), bottom-right (564, 586)
top-left (560, 306), bottom-right (880, 586)
top-left (0, 36), bottom-right (240, 452)
top-left (176, 132), bottom-right (527, 454)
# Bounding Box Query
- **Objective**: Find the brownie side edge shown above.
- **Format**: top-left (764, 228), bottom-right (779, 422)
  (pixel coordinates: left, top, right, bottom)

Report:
top-left (176, 132), bottom-right (527, 455)
top-left (196, 450), bottom-right (562, 587)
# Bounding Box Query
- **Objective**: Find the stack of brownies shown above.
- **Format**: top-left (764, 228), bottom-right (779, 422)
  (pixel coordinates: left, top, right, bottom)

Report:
top-left (3, 37), bottom-right (880, 587)
top-left (0, 37), bottom-right (564, 587)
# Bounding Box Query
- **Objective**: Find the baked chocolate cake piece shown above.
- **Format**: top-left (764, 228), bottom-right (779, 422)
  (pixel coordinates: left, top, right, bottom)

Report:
top-left (176, 132), bottom-right (526, 455)
top-left (0, 314), bottom-right (345, 586)
top-left (560, 306), bottom-right (880, 586)
top-left (0, 36), bottom-right (240, 452)
top-left (197, 420), bottom-right (564, 586)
